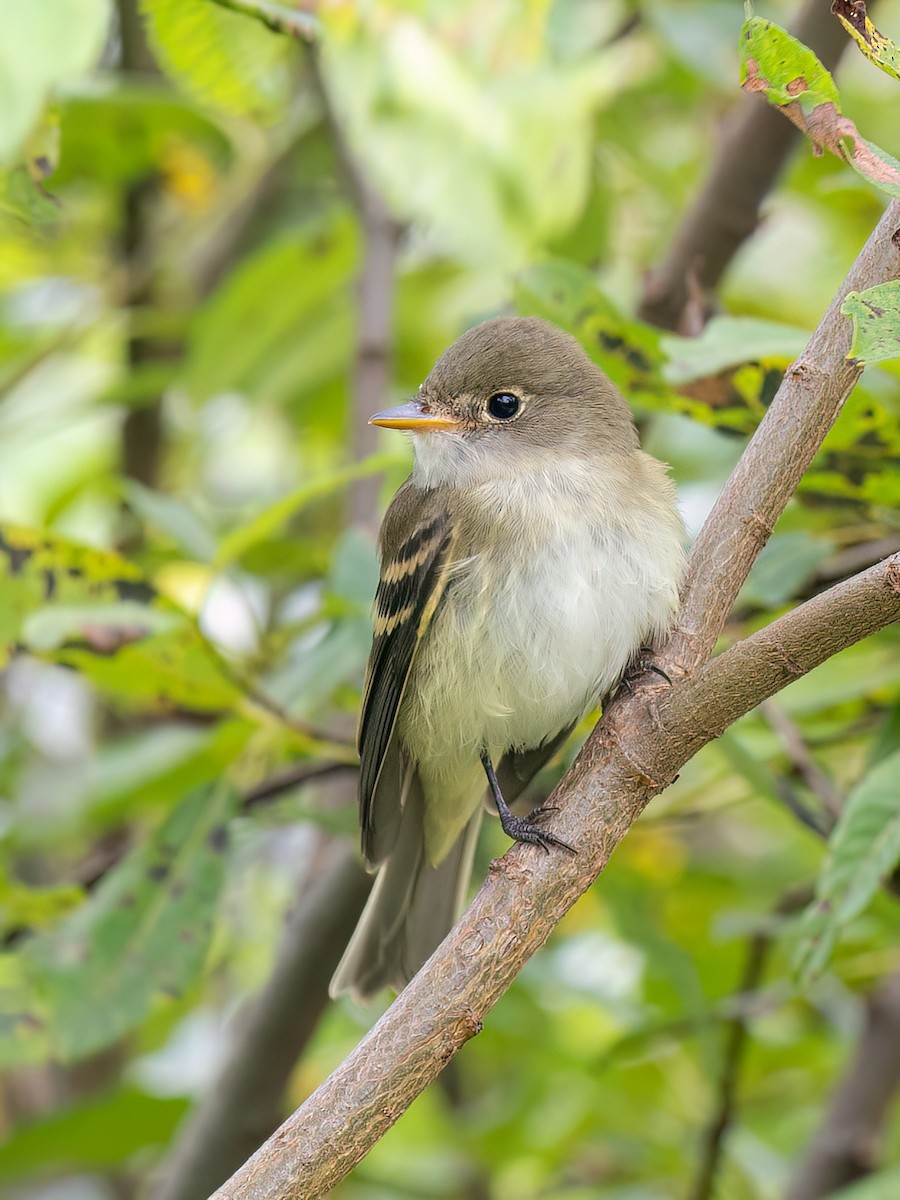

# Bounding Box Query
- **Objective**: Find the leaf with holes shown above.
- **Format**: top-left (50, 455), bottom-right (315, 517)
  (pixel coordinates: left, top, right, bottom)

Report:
top-left (833, 0), bottom-right (900, 83)
top-left (0, 525), bottom-right (246, 716)
top-left (740, 17), bottom-right (900, 199)
top-left (0, 525), bottom-right (155, 668)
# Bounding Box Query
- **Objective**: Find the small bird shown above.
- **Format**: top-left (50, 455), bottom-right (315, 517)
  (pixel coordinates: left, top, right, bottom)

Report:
top-left (330, 316), bottom-right (684, 1000)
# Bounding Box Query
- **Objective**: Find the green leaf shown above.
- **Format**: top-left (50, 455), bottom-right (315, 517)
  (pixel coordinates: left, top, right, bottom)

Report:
top-left (320, 14), bottom-right (633, 268)
top-left (52, 623), bottom-right (244, 713)
top-left (833, 0), bottom-right (900, 83)
top-left (662, 317), bottom-right (808, 384)
top-left (0, 165), bottom-right (60, 228)
top-left (869, 699), bottom-right (900, 769)
top-left (123, 480), bottom-right (218, 562)
top-left (740, 17), bottom-right (841, 110)
top-left (0, 954), bottom-right (49, 1067)
top-left (0, 0), bottom-right (110, 165)
top-left (215, 452), bottom-right (402, 567)
top-left (0, 525), bottom-right (245, 716)
top-left (0, 874), bottom-right (83, 938)
top-left (0, 525), bottom-right (154, 667)
top-left (795, 750), bottom-right (900, 982)
top-left (78, 719), bottom-right (255, 832)
top-left (139, 0), bottom-right (291, 119)
top-left (740, 17), bottom-right (900, 199)
top-left (23, 601), bottom-right (178, 651)
top-left (185, 215), bottom-right (359, 403)
top-left (0, 1086), bottom-right (187, 1177)
top-left (842, 282), bottom-right (900, 365)
top-left (55, 82), bottom-right (233, 189)
top-left (12, 782), bottom-right (238, 1062)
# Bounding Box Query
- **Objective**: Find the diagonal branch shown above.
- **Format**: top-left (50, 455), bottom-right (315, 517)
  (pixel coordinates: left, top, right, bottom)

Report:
top-left (213, 553), bottom-right (900, 1200)
top-left (661, 200), bottom-right (900, 677)
top-left (206, 197), bottom-right (900, 1200)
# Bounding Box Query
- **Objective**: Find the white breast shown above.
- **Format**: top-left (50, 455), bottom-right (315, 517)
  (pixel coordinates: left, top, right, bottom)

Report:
top-left (399, 454), bottom-right (684, 862)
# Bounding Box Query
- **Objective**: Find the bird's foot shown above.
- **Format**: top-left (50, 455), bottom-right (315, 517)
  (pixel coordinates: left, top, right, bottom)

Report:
top-left (481, 753), bottom-right (576, 855)
top-left (620, 646), bottom-right (672, 694)
top-left (497, 805), bottom-right (576, 855)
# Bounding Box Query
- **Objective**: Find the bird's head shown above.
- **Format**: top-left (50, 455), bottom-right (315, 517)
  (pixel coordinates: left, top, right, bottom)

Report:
top-left (370, 316), bottom-right (638, 487)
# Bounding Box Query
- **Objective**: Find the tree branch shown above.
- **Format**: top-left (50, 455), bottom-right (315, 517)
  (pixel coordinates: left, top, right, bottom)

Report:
top-left (638, 0), bottom-right (856, 331)
top-left (785, 972), bottom-right (900, 1200)
top-left (213, 553), bottom-right (900, 1200)
top-left (303, 48), bottom-right (403, 530)
top-left (243, 761), bottom-right (357, 809)
top-left (762, 700), bottom-right (843, 822)
top-left (660, 200), bottom-right (900, 678)
top-left (204, 195), bottom-right (900, 1200)
top-left (213, 0), bottom-right (402, 533)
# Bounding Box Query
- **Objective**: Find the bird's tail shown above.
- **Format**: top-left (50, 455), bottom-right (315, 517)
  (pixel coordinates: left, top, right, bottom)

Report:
top-left (329, 781), bottom-right (481, 1002)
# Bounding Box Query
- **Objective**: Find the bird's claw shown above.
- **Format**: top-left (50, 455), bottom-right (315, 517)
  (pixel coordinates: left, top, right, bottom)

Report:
top-left (499, 808), bottom-right (576, 855)
top-left (528, 803), bottom-right (559, 819)
top-left (620, 648), bottom-right (672, 693)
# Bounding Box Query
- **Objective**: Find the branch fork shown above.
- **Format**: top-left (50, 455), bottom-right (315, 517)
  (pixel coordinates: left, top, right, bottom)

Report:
top-left (205, 201), bottom-right (900, 1200)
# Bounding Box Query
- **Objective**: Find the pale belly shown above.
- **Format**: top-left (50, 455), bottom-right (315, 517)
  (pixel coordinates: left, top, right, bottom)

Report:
top-left (397, 522), bottom-right (679, 863)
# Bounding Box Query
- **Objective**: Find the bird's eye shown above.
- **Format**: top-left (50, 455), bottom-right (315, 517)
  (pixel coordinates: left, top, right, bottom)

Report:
top-left (487, 392), bottom-right (520, 420)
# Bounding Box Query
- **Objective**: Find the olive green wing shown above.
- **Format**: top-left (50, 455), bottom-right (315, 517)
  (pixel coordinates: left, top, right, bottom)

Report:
top-left (358, 483), bottom-right (456, 866)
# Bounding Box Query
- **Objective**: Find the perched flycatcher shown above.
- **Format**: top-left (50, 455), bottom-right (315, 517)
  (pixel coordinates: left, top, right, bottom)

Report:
top-left (330, 316), bottom-right (684, 1000)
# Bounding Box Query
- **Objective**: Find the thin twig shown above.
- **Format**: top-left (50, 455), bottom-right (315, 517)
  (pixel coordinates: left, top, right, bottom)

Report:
top-left (206, 0), bottom-right (317, 41)
top-left (243, 760), bottom-right (357, 808)
top-left (303, 47), bottom-right (404, 529)
top-left (771, 777), bottom-right (833, 838)
top-left (687, 932), bottom-right (770, 1200)
top-left (762, 700), bottom-right (844, 821)
top-left (816, 535), bottom-right (900, 584)
top-left (687, 889), bottom-right (811, 1200)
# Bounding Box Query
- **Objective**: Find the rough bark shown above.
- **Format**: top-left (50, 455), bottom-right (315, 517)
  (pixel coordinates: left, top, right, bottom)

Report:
top-left (206, 203), bottom-right (900, 1200)
top-left (660, 201), bottom-right (900, 678)
top-left (211, 556), bottom-right (900, 1200)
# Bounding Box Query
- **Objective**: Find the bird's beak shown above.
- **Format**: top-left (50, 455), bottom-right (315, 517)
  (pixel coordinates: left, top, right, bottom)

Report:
top-left (369, 399), bottom-right (461, 432)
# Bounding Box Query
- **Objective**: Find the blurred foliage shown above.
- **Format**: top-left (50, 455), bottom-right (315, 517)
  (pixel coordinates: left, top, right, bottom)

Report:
top-left (0, 1), bottom-right (899, 1198)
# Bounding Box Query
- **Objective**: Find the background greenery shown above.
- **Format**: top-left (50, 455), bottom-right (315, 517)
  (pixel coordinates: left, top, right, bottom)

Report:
top-left (1, 1), bottom-right (899, 1197)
